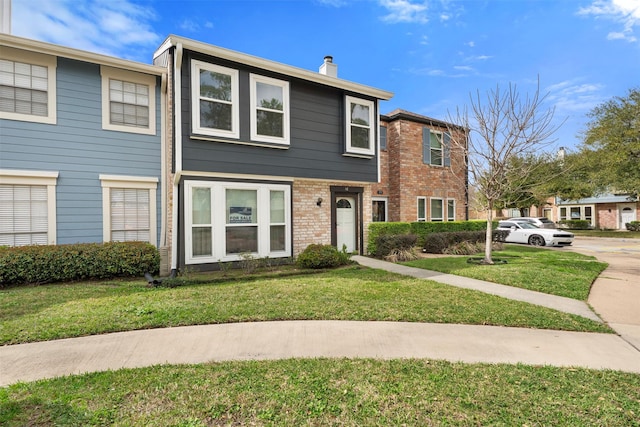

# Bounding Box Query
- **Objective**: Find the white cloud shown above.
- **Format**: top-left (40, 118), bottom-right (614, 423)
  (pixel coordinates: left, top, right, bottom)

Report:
top-left (545, 80), bottom-right (605, 112)
top-left (379, 0), bottom-right (430, 24)
top-left (579, 0), bottom-right (640, 43)
top-left (11, 0), bottom-right (161, 61)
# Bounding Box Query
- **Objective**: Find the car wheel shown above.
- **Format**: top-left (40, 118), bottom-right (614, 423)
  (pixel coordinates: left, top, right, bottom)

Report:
top-left (528, 235), bottom-right (545, 246)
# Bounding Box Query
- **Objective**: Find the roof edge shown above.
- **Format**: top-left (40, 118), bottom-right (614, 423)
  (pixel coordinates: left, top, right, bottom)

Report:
top-left (381, 108), bottom-right (464, 130)
top-left (1, 33), bottom-right (165, 75)
top-left (154, 34), bottom-right (393, 100)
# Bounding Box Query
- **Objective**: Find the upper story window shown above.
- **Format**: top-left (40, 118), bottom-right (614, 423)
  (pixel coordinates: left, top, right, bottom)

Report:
top-left (191, 60), bottom-right (239, 139)
top-left (250, 74), bottom-right (289, 145)
top-left (0, 47), bottom-right (56, 124)
top-left (380, 125), bottom-right (387, 150)
top-left (345, 96), bottom-right (375, 156)
top-left (101, 67), bottom-right (156, 135)
top-left (423, 128), bottom-right (451, 167)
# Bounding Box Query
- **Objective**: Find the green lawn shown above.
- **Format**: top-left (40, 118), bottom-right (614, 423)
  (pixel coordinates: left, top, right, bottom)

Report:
top-left (403, 245), bottom-right (607, 300)
top-left (0, 266), bottom-right (610, 346)
top-left (1, 359), bottom-right (638, 426)
top-left (1, 242), bottom-right (631, 425)
top-left (571, 229), bottom-right (640, 238)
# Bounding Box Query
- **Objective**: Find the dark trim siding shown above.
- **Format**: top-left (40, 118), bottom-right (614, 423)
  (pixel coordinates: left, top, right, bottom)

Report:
top-left (179, 50), bottom-right (379, 182)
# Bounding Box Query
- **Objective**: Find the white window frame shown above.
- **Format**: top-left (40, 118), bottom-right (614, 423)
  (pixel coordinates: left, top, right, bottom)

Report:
top-left (191, 60), bottom-right (239, 139)
top-left (559, 205), bottom-right (595, 227)
top-left (345, 95), bottom-right (375, 156)
top-left (0, 47), bottom-right (57, 124)
top-left (100, 66), bottom-right (156, 135)
top-left (417, 197), bottom-right (427, 222)
top-left (250, 74), bottom-right (290, 145)
top-left (100, 175), bottom-right (158, 246)
top-left (447, 199), bottom-right (456, 221)
top-left (429, 130), bottom-right (444, 166)
top-left (0, 169), bottom-right (58, 245)
top-left (430, 197), bottom-right (444, 222)
top-left (185, 181), bottom-right (291, 264)
top-left (372, 196), bottom-right (388, 222)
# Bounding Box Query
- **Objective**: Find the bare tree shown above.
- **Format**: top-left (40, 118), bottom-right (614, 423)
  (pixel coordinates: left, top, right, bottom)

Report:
top-left (448, 80), bottom-right (561, 264)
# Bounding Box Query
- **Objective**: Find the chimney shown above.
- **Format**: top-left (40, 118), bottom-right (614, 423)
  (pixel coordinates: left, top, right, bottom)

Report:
top-left (319, 55), bottom-right (337, 78)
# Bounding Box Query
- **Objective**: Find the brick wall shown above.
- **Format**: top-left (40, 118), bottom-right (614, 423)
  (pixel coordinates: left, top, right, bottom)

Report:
top-left (377, 117), bottom-right (467, 222)
top-left (293, 179), bottom-right (372, 256)
top-left (598, 203), bottom-right (619, 229)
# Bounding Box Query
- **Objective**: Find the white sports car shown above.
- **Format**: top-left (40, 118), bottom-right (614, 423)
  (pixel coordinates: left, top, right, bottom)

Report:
top-left (497, 220), bottom-right (574, 247)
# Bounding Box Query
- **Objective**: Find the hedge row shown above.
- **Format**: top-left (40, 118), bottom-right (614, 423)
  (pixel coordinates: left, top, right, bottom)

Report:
top-left (558, 219), bottom-right (592, 230)
top-left (368, 220), bottom-right (495, 255)
top-left (0, 241), bottom-right (160, 287)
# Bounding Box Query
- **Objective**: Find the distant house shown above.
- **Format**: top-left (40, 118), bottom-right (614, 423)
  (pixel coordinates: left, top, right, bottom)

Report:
top-left (153, 36), bottom-right (393, 272)
top-left (556, 194), bottom-right (638, 230)
top-left (0, 34), bottom-right (166, 250)
top-left (373, 109), bottom-right (468, 223)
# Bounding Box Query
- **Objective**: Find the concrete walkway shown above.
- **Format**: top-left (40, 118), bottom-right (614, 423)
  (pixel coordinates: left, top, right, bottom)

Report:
top-left (2, 240), bottom-right (640, 387)
top-left (351, 256), bottom-right (602, 322)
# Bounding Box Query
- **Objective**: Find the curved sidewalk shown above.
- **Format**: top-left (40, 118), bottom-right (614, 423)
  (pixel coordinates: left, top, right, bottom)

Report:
top-left (3, 249), bottom-right (640, 387)
top-left (2, 320), bottom-right (640, 386)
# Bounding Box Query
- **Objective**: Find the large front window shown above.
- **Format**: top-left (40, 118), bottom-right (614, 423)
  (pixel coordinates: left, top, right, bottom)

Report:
top-left (345, 96), bottom-right (375, 156)
top-left (559, 205), bottom-right (595, 227)
top-left (250, 74), bottom-right (289, 145)
top-left (0, 47), bottom-right (56, 124)
top-left (191, 61), bottom-right (239, 139)
top-left (186, 181), bottom-right (291, 263)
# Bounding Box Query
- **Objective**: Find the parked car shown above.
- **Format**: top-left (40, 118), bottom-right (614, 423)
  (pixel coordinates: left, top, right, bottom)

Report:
top-left (509, 217), bottom-right (557, 229)
top-left (497, 220), bottom-right (574, 247)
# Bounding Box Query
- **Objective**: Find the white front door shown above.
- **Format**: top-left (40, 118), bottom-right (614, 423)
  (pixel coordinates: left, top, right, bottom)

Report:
top-left (619, 204), bottom-right (637, 229)
top-left (336, 197), bottom-right (356, 252)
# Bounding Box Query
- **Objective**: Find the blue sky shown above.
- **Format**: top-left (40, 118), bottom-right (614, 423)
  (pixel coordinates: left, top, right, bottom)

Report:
top-left (9, 0), bottom-right (640, 151)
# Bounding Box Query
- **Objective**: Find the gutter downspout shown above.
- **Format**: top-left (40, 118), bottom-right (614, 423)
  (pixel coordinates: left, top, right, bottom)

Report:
top-left (160, 72), bottom-right (167, 248)
top-left (170, 42), bottom-right (183, 273)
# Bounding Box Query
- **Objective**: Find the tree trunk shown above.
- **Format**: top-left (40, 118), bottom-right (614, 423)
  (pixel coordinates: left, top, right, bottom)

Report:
top-left (485, 206), bottom-right (494, 264)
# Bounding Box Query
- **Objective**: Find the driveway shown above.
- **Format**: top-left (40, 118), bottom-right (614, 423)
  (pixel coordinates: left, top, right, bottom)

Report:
top-left (568, 236), bottom-right (640, 350)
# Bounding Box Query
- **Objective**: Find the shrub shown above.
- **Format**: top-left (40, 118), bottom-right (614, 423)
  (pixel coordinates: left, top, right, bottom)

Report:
top-left (384, 247), bottom-right (419, 262)
top-left (423, 230), bottom-right (504, 254)
top-left (626, 221), bottom-right (640, 231)
top-left (410, 220), bottom-right (492, 247)
top-left (367, 222), bottom-right (412, 255)
top-left (558, 219), bottom-right (591, 230)
top-left (296, 244), bottom-right (351, 269)
top-left (0, 242), bottom-right (159, 288)
top-left (374, 234), bottom-right (417, 258)
top-left (367, 220), bottom-right (496, 255)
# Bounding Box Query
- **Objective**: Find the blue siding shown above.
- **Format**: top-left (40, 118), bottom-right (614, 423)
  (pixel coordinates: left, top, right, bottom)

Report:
top-left (0, 57), bottom-right (162, 245)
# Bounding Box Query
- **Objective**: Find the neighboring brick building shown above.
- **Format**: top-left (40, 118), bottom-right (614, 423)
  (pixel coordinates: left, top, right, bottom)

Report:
top-left (373, 109), bottom-right (468, 224)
